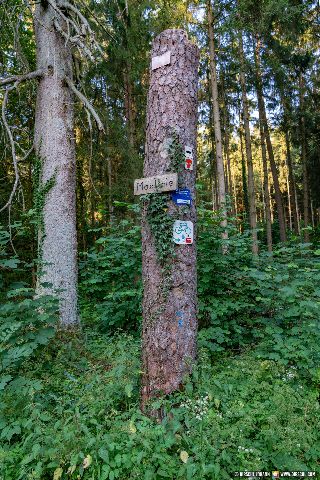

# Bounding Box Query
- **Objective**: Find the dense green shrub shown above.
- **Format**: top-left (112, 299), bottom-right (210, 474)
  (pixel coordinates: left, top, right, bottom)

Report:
top-left (79, 221), bottom-right (142, 331)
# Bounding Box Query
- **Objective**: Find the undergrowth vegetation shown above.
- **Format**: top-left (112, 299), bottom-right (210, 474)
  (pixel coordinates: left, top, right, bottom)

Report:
top-left (0, 207), bottom-right (320, 479)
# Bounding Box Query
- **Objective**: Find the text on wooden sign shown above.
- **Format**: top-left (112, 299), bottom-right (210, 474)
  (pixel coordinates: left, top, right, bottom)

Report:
top-left (134, 173), bottom-right (178, 195)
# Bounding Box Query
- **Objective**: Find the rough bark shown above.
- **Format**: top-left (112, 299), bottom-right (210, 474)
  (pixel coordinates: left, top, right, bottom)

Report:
top-left (34, 1), bottom-right (78, 326)
top-left (254, 39), bottom-right (286, 243)
top-left (141, 30), bottom-right (199, 413)
top-left (299, 73), bottom-right (309, 242)
top-left (207, 0), bottom-right (227, 235)
top-left (239, 32), bottom-right (258, 254)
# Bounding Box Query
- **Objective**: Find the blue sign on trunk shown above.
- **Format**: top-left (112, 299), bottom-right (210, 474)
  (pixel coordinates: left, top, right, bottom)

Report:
top-left (171, 189), bottom-right (192, 206)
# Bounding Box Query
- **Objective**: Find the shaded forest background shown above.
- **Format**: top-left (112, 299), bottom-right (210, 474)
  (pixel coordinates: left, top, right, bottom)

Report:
top-left (1, 0), bottom-right (319, 257)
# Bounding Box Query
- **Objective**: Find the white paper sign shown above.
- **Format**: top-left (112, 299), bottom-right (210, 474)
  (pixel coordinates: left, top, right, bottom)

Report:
top-left (184, 145), bottom-right (194, 171)
top-left (173, 220), bottom-right (194, 245)
top-left (152, 51), bottom-right (171, 70)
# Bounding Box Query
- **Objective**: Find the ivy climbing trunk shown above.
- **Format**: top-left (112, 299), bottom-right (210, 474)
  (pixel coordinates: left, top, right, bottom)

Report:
top-left (141, 30), bottom-right (199, 414)
top-left (34, 1), bottom-right (78, 326)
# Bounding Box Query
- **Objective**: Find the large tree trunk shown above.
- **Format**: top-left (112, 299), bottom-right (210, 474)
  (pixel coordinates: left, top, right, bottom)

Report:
top-left (254, 39), bottom-right (286, 243)
top-left (141, 30), bottom-right (199, 414)
top-left (34, 2), bottom-right (78, 326)
top-left (299, 72), bottom-right (309, 242)
top-left (239, 32), bottom-right (258, 254)
top-left (207, 0), bottom-right (227, 235)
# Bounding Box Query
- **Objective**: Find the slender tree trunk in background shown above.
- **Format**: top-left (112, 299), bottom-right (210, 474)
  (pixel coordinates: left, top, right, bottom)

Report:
top-left (239, 32), bottom-right (258, 254)
top-left (239, 117), bottom-right (249, 224)
top-left (221, 70), bottom-right (234, 214)
top-left (311, 193), bottom-right (315, 228)
top-left (124, 65), bottom-right (135, 149)
top-left (107, 157), bottom-right (113, 224)
top-left (280, 93), bottom-right (299, 235)
top-left (299, 72), bottom-right (309, 242)
top-left (256, 79), bottom-right (273, 251)
top-left (34, 1), bottom-right (78, 326)
top-left (141, 30), bottom-right (199, 413)
top-left (254, 39), bottom-right (286, 243)
top-left (258, 112), bottom-right (273, 252)
top-left (260, 162), bottom-right (265, 223)
top-left (207, 68), bottom-right (218, 210)
top-left (284, 129), bottom-right (299, 234)
top-left (295, 182), bottom-right (301, 234)
top-left (232, 169), bottom-right (238, 218)
top-left (286, 173), bottom-right (292, 231)
top-left (207, 0), bottom-right (227, 237)
top-left (77, 157), bottom-right (86, 252)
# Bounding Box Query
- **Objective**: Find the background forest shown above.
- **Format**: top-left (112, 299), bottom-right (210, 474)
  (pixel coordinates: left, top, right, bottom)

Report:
top-left (0, 0), bottom-right (320, 479)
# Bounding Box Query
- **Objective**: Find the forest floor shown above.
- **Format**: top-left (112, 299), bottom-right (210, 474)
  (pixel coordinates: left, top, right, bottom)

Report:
top-left (1, 322), bottom-right (319, 479)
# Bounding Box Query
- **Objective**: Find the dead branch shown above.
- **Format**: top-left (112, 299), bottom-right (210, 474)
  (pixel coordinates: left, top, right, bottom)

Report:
top-left (58, 0), bottom-right (90, 32)
top-left (64, 76), bottom-right (104, 132)
top-left (48, 0), bottom-right (82, 37)
top-left (0, 69), bottom-right (44, 87)
top-left (0, 88), bottom-right (19, 213)
top-left (58, 0), bottom-right (105, 57)
top-left (53, 18), bottom-right (94, 61)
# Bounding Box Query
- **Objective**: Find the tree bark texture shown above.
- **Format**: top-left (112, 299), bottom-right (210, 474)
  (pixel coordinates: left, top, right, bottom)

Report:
top-left (207, 0), bottom-right (227, 234)
top-left (34, 1), bottom-right (78, 326)
top-left (141, 30), bottom-right (199, 411)
top-left (239, 32), bottom-right (258, 254)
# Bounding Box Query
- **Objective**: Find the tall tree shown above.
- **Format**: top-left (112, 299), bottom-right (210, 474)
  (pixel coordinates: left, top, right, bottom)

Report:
top-left (238, 31), bottom-right (258, 254)
top-left (254, 38), bottom-right (287, 243)
top-left (299, 72), bottom-right (309, 242)
top-left (1, 0), bottom-right (103, 325)
top-left (207, 0), bottom-right (227, 238)
top-left (141, 29), bottom-right (199, 415)
top-left (258, 94), bottom-right (273, 252)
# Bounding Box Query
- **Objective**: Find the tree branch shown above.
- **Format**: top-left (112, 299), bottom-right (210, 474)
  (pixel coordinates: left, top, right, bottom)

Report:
top-left (1, 89), bottom-right (20, 213)
top-left (58, 0), bottom-right (105, 57)
top-left (0, 69), bottom-right (44, 87)
top-left (64, 76), bottom-right (105, 132)
top-left (53, 18), bottom-right (94, 61)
